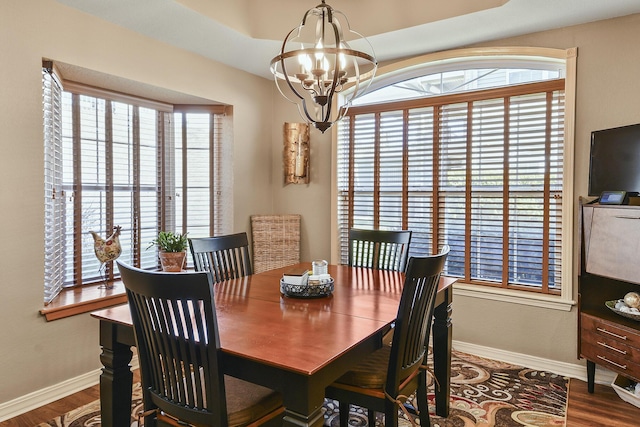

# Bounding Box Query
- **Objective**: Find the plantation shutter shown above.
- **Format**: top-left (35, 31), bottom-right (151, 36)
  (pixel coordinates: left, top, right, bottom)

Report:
top-left (438, 102), bottom-right (468, 278)
top-left (127, 105), bottom-right (162, 271)
top-left (336, 116), bottom-right (353, 263)
top-left (379, 111), bottom-right (405, 230)
top-left (175, 112), bottom-right (212, 237)
top-left (212, 113), bottom-right (225, 235)
top-left (407, 107), bottom-right (435, 255)
top-left (468, 98), bottom-right (506, 284)
top-left (505, 91), bottom-right (564, 291)
top-left (43, 62), bottom-right (65, 303)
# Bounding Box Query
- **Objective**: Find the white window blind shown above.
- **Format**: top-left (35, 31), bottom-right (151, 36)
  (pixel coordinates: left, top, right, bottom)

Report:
top-left (174, 112), bottom-right (224, 236)
top-left (43, 63), bottom-right (65, 304)
top-left (173, 110), bottom-right (225, 268)
top-left (338, 80), bottom-right (564, 294)
top-left (407, 107), bottom-right (435, 255)
top-left (60, 93), bottom-right (164, 284)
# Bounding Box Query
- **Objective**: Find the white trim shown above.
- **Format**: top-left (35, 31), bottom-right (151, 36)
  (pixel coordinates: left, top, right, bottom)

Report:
top-left (453, 282), bottom-right (576, 311)
top-left (0, 370), bottom-right (100, 422)
top-left (0, 356), bottom-right (139, 422)
top-left (343, 46), bottom-right (570, 100)
top-left (452, 340), bottom-right (616, 385)
top-left (561, 46), bottom-right (578, 312)
top-left (62, 80), bottom-right (174, 113)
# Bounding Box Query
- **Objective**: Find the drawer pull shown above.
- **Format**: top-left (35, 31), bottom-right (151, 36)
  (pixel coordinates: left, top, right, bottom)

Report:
top-left (597, 341), bottom-right (627, 354)
top-left (596, 327), bottom-right (627, 340)
top-left (597, 355), bottom-right (627, 370)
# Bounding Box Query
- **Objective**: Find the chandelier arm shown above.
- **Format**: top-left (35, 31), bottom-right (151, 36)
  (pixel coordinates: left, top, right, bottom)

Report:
top-left (318, 20), bottom-right (342, 125)
top-left (275, 28), bottom-right (307, 102)
top-left (280, 60), bottom-right (305, 102)
top-left (300, 100), bottom-right (317, 125)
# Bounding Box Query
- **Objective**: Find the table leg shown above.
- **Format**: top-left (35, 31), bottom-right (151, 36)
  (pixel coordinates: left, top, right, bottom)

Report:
top-left (282, 407), bottom-right (325, 427)
top-left (274, 377), bottom-right (325, 427)
top-left (432, 287), bottom-right (452, 417)
top-left (99, 320), bottom-right (134, 427)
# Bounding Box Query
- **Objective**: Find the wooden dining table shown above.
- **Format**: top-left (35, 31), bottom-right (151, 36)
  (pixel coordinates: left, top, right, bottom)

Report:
top-left (91, 263), bottom-right (456, 427)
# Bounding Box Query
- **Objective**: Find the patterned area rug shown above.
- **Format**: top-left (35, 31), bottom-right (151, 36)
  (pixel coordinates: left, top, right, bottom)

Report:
top-left (38, 350), bottom-right (567, 427)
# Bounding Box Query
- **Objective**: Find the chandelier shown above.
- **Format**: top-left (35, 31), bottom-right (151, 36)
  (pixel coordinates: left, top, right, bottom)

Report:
top-left (270, 0), bottom-right (377, 133)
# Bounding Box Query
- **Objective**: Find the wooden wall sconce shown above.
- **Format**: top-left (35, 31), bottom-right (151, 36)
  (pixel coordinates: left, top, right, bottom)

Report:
top-left (284, 122), bottom-right (310, 184)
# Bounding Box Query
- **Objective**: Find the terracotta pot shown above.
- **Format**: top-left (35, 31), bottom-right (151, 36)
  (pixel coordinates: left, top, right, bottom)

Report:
top-left (159, 251), bottom-right (186, 272)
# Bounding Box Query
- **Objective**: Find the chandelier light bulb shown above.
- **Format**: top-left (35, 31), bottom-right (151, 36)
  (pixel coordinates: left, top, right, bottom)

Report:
top-left (298, 53), bottom-right (311, 74)
top-left (315, 40), bottom-right (324, 61)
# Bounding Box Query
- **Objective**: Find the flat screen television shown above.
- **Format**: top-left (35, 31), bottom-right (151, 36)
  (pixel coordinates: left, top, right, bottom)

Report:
top-left (588, 123), bottom-right (640, 197)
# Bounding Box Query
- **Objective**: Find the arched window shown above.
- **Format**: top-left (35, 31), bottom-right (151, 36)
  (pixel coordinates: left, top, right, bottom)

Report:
top-left (336, 47), bottom-right (576, 307)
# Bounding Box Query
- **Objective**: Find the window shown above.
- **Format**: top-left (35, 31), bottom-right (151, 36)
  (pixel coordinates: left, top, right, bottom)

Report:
top-left (42, 63), bottom-right (228, 303)
top-left (337, 57), bottom-right (568, 296)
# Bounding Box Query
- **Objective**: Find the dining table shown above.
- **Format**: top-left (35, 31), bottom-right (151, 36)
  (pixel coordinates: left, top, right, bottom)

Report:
top-left (91, 263), bottom-right (456, 427)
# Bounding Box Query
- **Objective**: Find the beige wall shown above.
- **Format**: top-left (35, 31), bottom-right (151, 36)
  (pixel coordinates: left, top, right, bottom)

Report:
top-left (0, 0), bottom-right (274, 404)
top-left (269, 95), bottom-right (333, 262)
top-left (2, 0), bottom-right (640, 410)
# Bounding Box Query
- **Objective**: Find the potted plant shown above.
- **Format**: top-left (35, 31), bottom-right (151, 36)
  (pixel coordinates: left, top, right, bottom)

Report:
top-left (148, 231), bottom-right (188, 272)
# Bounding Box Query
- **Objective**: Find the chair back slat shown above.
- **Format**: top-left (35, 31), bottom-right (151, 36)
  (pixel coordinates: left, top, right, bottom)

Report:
top-left (189, 232), bottom-right (253, 284)
top-left (118, 261), bottom-right (228, 426)
top-left (348, 229), bottom-right (412, 272)
top-left (386, 245), bottom-right (449, 395)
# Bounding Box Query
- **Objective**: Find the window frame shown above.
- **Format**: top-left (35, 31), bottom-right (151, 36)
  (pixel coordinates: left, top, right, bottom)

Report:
top-left (331, 47), bottom-right (577, 311)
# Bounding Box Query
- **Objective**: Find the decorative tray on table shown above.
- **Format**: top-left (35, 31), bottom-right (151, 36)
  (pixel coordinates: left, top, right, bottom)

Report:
top-left (280, 278), bottom-right (334, 299)
top-left (605, 300), bottom-right (640, 322)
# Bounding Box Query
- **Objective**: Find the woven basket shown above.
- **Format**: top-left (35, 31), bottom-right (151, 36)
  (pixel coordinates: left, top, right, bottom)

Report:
top-left (251, 214), bottom-right (301, 273)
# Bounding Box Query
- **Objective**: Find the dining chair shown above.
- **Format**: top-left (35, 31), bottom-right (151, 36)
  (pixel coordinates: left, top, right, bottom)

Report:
top-left (117, 261), bottom-right (284, 427)
top-left (189, 232), bottom-right (253, 284)
top-left (326, 245), bottom-right (450, 427)
top-left (348, 228), bottom-right (412, 272)
top-left (349, 229), bottom-right (413, 345)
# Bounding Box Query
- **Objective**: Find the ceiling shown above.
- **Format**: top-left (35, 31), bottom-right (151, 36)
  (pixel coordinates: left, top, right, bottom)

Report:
top-left (54, 0), bottom-right (640, 79)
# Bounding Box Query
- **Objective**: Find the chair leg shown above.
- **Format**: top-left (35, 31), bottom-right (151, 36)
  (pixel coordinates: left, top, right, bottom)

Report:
top-left (417, 371), bottom-right (431, 427)
top-left (384, 401), bottom-right (399, 427)
top-left (368, 409), bottom-right (376, 426)
top-left (339, 401), bottom-right (350, 426)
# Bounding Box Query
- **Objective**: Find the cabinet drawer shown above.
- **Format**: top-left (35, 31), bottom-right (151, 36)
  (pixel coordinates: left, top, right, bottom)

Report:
top-left (582, 329), bottom-right (640, 360)
top-left (581, 313), bottom-right (640, 349)
top-left (581, 341), bottom-right (640, 381)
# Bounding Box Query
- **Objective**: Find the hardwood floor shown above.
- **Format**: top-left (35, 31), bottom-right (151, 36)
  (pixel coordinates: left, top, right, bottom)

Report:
top-left (0, 370), bottom-right (140, 427)
top-left (0, 384), bottom-right (100, 427)
top-left (565, 379), bottom-right (640, 426)
top-left (1, 376), bottom-right (639, 426)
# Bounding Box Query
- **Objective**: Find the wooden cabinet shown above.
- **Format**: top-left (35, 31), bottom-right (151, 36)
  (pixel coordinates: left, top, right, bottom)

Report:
top-left (580, 203), bottom-right (640, 392)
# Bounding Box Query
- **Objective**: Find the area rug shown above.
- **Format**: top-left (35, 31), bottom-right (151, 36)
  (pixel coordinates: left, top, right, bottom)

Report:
top-left (38, 350), bottom-right (568, 427)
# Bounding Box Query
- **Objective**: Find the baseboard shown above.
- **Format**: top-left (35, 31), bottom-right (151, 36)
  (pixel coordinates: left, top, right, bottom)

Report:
top-left (453, 340), bottom-right (616, 385)
top-left (0, 356), bottom-right (139, 422)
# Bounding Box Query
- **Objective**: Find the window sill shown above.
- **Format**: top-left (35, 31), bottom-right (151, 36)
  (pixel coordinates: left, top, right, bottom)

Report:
top-left (40, 281), bottom-right (127, 321)
top-left (453, 282), bottom-right (576, 311)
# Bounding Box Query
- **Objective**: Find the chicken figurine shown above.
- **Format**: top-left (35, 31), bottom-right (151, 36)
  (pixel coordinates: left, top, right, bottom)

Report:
top-left (89, 225), bottom-right (122, 265)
